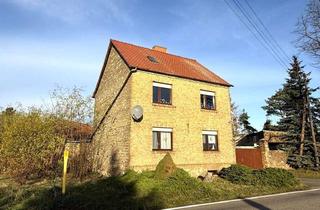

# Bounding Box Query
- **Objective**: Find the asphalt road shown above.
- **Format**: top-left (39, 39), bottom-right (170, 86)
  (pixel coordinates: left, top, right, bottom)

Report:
top-left (169, 178), bottom-right (320, 210)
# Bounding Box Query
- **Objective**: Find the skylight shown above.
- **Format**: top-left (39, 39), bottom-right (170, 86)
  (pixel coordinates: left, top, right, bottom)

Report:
top-left (147, 55), bottom-right (158, 63)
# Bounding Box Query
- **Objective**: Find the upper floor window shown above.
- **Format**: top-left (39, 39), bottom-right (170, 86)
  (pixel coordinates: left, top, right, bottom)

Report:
top-left (200, 90), bottom-right (215, 110)
top-left (153, 82), bottom-right (172, 105)
top-left (152, 127), bottom-right (172, 150)
top-left (202, 130), bottom-right (218, 151)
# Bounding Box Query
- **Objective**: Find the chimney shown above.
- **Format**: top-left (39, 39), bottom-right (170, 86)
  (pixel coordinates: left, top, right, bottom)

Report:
top-left (152, 45), bottom-right (167, 53)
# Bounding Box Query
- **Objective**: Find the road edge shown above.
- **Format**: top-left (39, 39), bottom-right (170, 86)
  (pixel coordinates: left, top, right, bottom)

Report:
top-left (164, 188), bottom-right (320, 210)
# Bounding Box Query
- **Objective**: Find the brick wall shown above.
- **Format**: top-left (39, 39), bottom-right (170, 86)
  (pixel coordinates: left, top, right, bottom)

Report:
top-left (92, 47), bottom-right (132, 175)
top-left (129, 71), bottom-right (235, 176)
top-left (92, 47), bottom-right (236, 177)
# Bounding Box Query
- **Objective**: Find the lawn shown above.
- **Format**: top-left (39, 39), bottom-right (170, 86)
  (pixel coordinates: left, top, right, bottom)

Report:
top-left (0, 168), bottom-right (305, 210)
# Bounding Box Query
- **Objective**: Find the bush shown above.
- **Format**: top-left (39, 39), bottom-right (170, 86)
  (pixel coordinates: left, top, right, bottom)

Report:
top-left (218, 165), bottom-right (253, 184)
top-left (170, 168), bottom-right (191, 180)
top-left (252, 168), bottom-right (298, 188)
top-left (219, 165), bottom-right (299, 188)
top-left (159, 168), bottom-right (215, 205)
top-left (0, 108), bottom-right (65, 183)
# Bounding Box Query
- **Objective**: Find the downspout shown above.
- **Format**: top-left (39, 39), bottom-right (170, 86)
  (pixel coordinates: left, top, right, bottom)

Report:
top-left (90, 67), bottom-right (137, 139)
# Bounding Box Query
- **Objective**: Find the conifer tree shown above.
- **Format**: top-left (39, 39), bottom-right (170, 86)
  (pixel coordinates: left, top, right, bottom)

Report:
top-left (239, 109), bottom-right (257, 134)
top-left (263, 56), bottom-right (319, 168)
top-left (263, 119), bottom-right (278, 131)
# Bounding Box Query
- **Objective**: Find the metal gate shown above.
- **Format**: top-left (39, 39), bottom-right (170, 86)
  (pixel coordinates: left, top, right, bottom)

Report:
top-left (235, 147), bottom-right (264, 169)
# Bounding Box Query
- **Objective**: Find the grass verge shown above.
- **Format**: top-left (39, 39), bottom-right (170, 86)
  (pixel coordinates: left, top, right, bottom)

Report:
top-left (0, 169), bottom-right (305, 210)
top-left (290, 169), bottom-right (320, 179)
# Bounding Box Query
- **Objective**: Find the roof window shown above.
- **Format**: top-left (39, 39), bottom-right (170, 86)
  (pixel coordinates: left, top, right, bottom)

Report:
top-left (147, 56), bottom-right (158, 63)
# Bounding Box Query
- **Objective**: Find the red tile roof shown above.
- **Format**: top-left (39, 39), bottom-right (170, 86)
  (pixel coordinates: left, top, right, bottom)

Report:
top-left (93, 39), bottom-right (231, 97)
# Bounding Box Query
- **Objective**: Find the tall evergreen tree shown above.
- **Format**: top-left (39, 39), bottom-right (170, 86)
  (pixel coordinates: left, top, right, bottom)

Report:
top-left (262, 56), bottom-right (319, 168)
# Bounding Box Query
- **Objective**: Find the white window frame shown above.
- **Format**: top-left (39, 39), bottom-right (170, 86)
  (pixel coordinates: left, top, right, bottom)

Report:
top-left (152, 127), bottom-right (173, 150)
top-left (153, 82), bottom-right (172, 89)
top-left (200, 90), bottom-right (215, 96)
top-left (202, 130), bottom-right (218, 151)
top-left (200, 90), bottom-right (216, 110)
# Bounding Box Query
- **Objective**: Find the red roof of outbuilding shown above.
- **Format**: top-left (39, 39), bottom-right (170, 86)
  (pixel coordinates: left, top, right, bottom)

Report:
top-left (93, 39), bottom-right (231, 97)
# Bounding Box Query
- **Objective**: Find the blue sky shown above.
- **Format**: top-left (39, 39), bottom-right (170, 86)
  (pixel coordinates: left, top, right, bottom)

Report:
top-left (1, 0), bottom-right (319, 129)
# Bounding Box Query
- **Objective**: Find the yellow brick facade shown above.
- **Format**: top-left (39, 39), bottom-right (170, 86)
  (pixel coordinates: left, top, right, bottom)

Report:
top-left (129, 71), bottom-right (236, 176)
top-left (92, 47), bottom-right (236, 176)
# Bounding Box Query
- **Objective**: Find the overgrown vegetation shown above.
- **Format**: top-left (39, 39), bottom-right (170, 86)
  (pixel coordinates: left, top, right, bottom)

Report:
top-left (0, 153), bottom-right (304, 209)
top-left (0, 86), bottom-right (93, 183)
top-left (0, 108), bottom-right (65, 183)
top-left (0, 166), bottom-right (305, 210)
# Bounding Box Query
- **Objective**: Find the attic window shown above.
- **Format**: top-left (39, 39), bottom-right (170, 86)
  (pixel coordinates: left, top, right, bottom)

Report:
top-left (147, 56), bottom-right (158, 63)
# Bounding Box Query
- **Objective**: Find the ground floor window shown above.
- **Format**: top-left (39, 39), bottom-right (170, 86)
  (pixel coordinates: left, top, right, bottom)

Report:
top-left (152, 127), bottom-right (172, 150)
top-left (202, 130), bottom-right (218, 151)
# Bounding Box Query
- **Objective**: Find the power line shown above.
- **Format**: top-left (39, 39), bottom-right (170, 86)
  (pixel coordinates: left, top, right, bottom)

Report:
top-left (224, 0), bottom-right (286, 69)
top-left (244, 0), bottom-right (291, 61)
top-left (232, 0), bottom-right (289, 68)
top-left (224, 0), bottom-right (289, 69)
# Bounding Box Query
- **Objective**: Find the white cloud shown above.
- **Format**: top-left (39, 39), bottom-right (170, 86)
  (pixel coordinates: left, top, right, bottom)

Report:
top-left (7, 0), bottom-right (133, 25)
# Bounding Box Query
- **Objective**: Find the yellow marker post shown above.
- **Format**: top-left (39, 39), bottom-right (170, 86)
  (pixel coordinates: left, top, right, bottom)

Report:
top-left (62, 149), bottom-right (69, 194)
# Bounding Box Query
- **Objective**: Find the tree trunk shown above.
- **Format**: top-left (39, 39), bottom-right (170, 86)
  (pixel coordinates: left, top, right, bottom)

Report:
top-left (300, 96), bottom-right (307, 156)
top-left (307, 93), bottom-right (319, 168)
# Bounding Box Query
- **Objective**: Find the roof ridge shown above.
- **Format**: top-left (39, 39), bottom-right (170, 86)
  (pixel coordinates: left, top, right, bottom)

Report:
top-left (111, 39), bottom-right (197, 62)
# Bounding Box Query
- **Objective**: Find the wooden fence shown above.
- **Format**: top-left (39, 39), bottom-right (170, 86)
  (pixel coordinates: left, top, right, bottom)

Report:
top-left (235, 147), bottom-right (264, 169)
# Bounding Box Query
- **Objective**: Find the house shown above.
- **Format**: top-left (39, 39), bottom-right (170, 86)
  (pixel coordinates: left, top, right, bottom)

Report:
top-left (91, 39), bottom-right (235, 176)
top-left (236, 130), bottom-right (290, 169)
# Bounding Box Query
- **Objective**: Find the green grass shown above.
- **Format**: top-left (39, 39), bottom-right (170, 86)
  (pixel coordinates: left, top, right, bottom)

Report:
top-left (290, 169), bottom-right (320, 179)
top-left (0, 169), bottom-right (305, 210)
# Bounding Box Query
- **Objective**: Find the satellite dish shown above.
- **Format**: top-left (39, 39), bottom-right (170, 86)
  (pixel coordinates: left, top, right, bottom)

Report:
top-left (131, 105), bottom-right (143, 121)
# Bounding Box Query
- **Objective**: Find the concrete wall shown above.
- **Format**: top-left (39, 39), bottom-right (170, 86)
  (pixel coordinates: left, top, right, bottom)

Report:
top-left (129, 71), bottom-right (235, 176)
top-left (92, 47), bottom-right (132, 175)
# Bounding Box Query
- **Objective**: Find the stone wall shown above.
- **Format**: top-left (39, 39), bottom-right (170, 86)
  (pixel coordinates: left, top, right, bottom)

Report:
top-left (260, 139), bottom-right (290, 169)
top-left (129, 71), bottom-right (235, 176)
top-left (92, 47), bottom-right (132, 175)
top-left (268, 150), bottom-right (291, 169)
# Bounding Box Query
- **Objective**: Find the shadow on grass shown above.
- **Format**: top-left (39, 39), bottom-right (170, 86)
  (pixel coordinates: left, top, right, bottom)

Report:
top-left (20, 149), bottom-right (164, 210)
top-left (22, 176), bottom-right (163, 210)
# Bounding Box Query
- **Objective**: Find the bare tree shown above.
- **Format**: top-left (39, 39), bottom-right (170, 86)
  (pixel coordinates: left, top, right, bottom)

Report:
top-left (231, 102), bottom-right (241, 141)
top-left (296, 0), bottom-right (320, 66)
top-left (48, 85), bottom-right (93, 124)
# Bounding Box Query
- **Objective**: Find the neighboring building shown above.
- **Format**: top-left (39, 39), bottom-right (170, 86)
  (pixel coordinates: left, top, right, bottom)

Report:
top-left (91, 39), bottom-right (235, 176)
top-left (62, 122), bottom-right (93, 143)
top-left (236, 130), bottom-right (290, 169)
